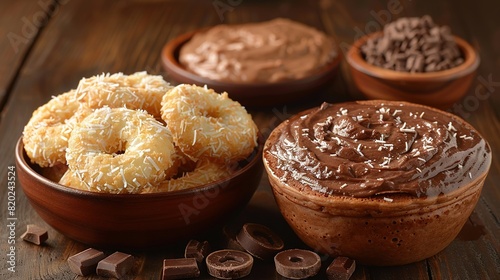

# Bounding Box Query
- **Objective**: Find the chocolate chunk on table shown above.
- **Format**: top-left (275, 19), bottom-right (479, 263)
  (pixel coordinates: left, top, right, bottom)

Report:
top-left (184, 239), bottom-right (210, 263)
top-left (222, 225), bottom-right (246, 252)
top-left (206, 249), bottom-right (253, 279)
top-left (96, 251), bottom-right (134, 279)
top-left (67, 248), bottom-right (105, 276)
top-left (162, 258), bottom-right (200, 280)
top-left (20, 224), bottom-right (48, 245)
top-left (236, 223), bottom-right (284, 260)
top-left (274, 249), bottom-right (321, 279)
top-left (326, 256), bottom-right (356, 280)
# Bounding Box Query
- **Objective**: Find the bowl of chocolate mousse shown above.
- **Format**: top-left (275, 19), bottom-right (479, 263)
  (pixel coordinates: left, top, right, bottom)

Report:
top-left (162, 18), bottom-right (342, 106)
top-left (263, 100), bottom-right (491, 266)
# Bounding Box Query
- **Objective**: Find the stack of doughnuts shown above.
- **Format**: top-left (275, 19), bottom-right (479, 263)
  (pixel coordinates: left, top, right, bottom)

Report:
top-left (23, 72), bottom-right (258, 194)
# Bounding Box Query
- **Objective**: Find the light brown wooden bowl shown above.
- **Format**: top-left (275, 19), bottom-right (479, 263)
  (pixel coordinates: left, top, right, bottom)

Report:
top-left (161, 29), bottom-right (342, 107)
top-left (16, 136), bottom-right (263, 249)
top-left (263, 101), bottom-right (491, 266)
top-left (346, 32), bottom-right (480, 109)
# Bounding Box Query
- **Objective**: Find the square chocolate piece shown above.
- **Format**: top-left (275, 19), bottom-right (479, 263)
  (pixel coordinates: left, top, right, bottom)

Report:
top-left (67, 248), bottom-right (105, 276)
top-left (184, 239), bottom-right (210, 263)
top-left (162, 258), bottom-right (200, 280)
top-left (97, 251), bottom-right (134, 279)
top-left (20, 224), bottom-right (48, 245)
top-left (326, 256), bottom-right (356, 280)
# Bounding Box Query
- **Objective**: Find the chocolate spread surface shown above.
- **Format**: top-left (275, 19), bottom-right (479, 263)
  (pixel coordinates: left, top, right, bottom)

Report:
top-left (179, 18), bottom-right (337, 83)
top-left (266, 101), bottom-right (490, 198)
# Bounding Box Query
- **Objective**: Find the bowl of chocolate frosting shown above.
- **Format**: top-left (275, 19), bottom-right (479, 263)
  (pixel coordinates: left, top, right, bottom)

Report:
top-left (263, 100), bottom-right (491, 266)
top-left (162, 18), bottom-right (341, 106)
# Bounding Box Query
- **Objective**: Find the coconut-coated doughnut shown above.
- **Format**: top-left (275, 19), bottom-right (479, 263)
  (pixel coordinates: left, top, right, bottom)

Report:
top-left (161, 84), bottom-right (258, 161)
top-left (65, 107), bottom-right (175, 194)
top-left (142, 159), bottom-right (235, 193)
top-left (22, 72), bottom-right (172, 167)
top-left (22, 91), bottom-right (92, 167)
top-left (75, 71), bottom-right (171, 118)
top-left (58, 168), bottom-right (88, 191)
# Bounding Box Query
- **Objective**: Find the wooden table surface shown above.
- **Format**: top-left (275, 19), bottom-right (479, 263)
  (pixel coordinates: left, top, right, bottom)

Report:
top-left (1, 0), bottom-right (498, 279)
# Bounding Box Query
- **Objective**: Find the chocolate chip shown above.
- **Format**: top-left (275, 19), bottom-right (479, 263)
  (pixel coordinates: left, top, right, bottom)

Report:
top-left (391, 31), bottom-right (406, 42)
top-left (424, 45), bottom-right (440, 55)
top-left (412, 55), bottom-right (425, 72)
top-left (376, 37), bottom-right (390, 53)
top-left (96, 251), bottom-right (134, 279)
top-left (162, 258), bottom-right (200, 280)
top-left (206, 250), bottom-right (253, 279)
top-left (395, 19), bottom-right (407, 31)
top-left (20, 224), bottom-right (48, 245)
top-left (441, 48), bottom-right (454, 60)
top-left (274, 249), bottom-right (321, 279)
top-left (430, 26), bottom-right (441, 37)
top-left (326, 256), bottom-right (356, 280)
top-left (409, 37), bottom-right (419, 49)
top-left (421, 15), bottom-right (434, 27)
top-left (406, 55), bottom-right (416, 71)
top-left (425, 62), bottom-right (437, 72)
top-left (437, 60), bottom-right (451, 71)
top-left (394, 53), bottom-right (407, 61)
top-left (400, 40), bottom-right (409, 52)
top-left (67, 248), bottom-right (106, 276)
top-left (447, 43), bottom-right (461, 57)
top-left (383, 50), bottom-right (393, 63)
top-left (395, 60), bottom-right (406, 72)
top-left (361, 15), bottom-right (465, 73)
top-left (236, 223), bottom-right (284, 260)
top-left (409, 17), bottom-right (421, 29)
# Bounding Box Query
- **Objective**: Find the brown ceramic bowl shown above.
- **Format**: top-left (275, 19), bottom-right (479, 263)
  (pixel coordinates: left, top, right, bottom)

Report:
top-left (161, 29), bottom-right (342, 107)
top-left (263, 101), bottom-right (491, 266)
top-left (16, 136), bottom-right (263, 249)
top-left (346, 32), bottom-right (480, 109)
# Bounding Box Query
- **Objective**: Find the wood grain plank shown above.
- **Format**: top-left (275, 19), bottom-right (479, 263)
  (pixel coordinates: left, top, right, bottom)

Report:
top-left (413, 1), bottom-right (500, 278)
top-left (0, 0), bottom-right (324, 279)
top-left (313, 1), bottom-right (500, 280)
top-left (0, 0), bottom-right (57, 115)
top-left (0, 0), bottom-right (499, 279)
top-left (0, 1), bottom-right (220, 279)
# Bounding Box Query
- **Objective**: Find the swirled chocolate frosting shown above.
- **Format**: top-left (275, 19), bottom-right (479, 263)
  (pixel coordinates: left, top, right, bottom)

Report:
top-left (179, 18), bottom-right (337, 83)
top-left (266, 101), bottom-right (490, 198)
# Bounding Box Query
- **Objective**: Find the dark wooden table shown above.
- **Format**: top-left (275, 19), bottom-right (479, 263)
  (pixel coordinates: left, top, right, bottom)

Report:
top-left (1, 0), bottom-right (498, 279)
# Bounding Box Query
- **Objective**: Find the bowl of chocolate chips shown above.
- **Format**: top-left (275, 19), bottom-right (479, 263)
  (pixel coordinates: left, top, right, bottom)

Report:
top-left (346, 15), bottom-right (479, 109)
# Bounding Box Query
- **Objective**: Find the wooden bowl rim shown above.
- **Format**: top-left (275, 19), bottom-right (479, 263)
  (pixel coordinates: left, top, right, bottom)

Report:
top-left (346, 31), bottom-right (480, 82)
top-left (16, 135), bottom-right (264, 199)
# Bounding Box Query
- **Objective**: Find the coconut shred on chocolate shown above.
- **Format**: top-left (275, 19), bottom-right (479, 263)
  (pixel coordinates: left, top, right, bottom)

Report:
top-left (179, 18), bottom-right (337, 83)
top-left (266, 102), bottom-right (490, 198)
